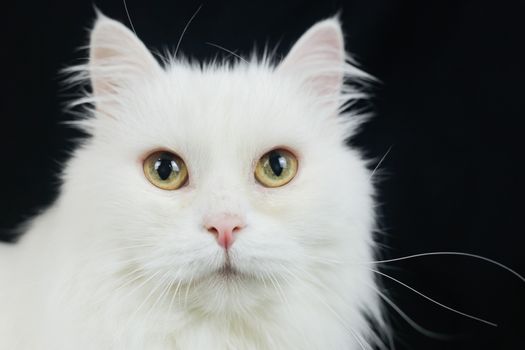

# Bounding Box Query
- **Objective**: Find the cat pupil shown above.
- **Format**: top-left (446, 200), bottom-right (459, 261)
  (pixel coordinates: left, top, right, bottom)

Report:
top-left (154, 156), bottom-right (178, 180)
top-left (269, 151), bottom-right (286, 176)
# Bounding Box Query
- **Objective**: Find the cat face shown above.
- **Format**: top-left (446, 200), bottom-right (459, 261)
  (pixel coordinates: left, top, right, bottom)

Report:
top-left (66, 15), bottom-right (375, 313)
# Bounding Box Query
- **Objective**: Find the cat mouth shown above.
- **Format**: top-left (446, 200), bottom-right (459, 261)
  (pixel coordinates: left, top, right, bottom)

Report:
top-left (216, 254), bottom-right (242, 279)
top-left (217, 264), bottom-right (238, 277)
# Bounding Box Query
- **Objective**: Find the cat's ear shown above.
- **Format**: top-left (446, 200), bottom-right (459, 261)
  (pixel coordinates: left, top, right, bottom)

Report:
top-left (277, 18), bottom-right (345, 104)
top-left (89, 13), bottom-right (161, 99)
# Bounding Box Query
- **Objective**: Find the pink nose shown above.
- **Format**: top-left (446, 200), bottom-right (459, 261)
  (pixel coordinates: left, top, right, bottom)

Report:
top-left (205, 214), bottom-right (245, 249)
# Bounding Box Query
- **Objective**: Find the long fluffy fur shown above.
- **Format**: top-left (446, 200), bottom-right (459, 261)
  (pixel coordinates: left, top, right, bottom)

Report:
top-left (0, 14), bottom-right (386, 349)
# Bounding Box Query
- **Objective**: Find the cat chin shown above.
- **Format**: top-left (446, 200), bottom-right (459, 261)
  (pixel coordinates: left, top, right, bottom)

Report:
top-left (188, 274), bottom-right (272, 315)
top-left (172, 257), bottom-right (275, 313)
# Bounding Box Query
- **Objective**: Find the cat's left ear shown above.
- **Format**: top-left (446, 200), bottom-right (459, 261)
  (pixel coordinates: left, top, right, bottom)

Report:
top-left (89, 13), bottom-right (161, 99)
top-left (277, 18), bottom-right (345, 105)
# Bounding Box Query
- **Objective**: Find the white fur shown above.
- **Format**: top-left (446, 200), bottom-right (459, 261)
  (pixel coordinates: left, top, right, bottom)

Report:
top-left (0, 14), bottom-right (383, 350)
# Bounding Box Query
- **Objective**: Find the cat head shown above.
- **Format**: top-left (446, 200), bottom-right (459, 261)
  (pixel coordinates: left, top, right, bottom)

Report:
top-left (63, 13), bottom-right (376, 315)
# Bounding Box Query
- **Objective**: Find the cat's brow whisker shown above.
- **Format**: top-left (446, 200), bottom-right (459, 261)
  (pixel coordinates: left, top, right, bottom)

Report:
top-left (122, 0), bottom-right (136, 35)
top-left (364, 251), bottom-right (525, 283)
top-left (205, 42), bottom-right (249, 63)
top-left (364, 281), bottom-right (452, 340)
top-left (174, 5), bottom-right (203, 58)
top-left (370, 268), bottom-right (497, 327)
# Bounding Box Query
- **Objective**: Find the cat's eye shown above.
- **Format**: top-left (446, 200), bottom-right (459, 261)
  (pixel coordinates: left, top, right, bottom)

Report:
top-left (143, 151), bottom-right (188, 190)
top-left (255, 149), bottom-right (298, 188)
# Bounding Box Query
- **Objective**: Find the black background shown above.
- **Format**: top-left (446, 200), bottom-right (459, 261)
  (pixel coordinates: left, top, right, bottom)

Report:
top-left (1, 1), bottom-right (524, 349)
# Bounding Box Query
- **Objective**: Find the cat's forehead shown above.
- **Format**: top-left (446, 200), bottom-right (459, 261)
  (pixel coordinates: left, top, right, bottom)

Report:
top-left (120, 64), bottom-right (326, 157)
top-left (87, 15), bottom-right (355, 163)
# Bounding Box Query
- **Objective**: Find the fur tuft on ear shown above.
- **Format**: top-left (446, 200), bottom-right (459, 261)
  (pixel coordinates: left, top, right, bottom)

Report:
top-left (88, 12), bottom-right (160, 101)
top-left (277, 19), bottom-right (345, 99)
top-left (277, 18), bottom-right (371, 114)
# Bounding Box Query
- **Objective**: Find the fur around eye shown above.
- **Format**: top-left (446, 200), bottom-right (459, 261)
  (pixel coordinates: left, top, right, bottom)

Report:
top-left (255, 149), bottom-right (298, 187)
top-left (143, 151), bottom-right (188, 190)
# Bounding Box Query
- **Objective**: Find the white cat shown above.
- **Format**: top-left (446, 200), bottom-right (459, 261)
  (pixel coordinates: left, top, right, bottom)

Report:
top-left (0, 13), bottom-right (384, 350)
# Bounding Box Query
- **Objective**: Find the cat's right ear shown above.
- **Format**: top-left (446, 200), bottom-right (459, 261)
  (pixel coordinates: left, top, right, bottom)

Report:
top-left (89, 13), bottom-right (161, 100)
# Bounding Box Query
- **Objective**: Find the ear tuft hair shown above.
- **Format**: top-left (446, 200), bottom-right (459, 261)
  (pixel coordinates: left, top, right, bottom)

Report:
top-left (277, 17), bottom-right (375, 137)
top-left (88, 14), bottom-right (160, 99)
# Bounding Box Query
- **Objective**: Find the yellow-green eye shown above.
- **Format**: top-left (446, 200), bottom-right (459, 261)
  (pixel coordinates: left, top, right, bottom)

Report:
top-left (143, 151), bottom-right (188, 190)
top-left (255, 149), bottom-right (298, 188)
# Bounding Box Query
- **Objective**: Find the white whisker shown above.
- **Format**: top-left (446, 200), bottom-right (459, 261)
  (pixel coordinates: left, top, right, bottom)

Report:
top-left (174, 5), bottom-right (203, 57)
top-left (205, 42), bottom-right (248, 63)
top-left (364, 281), bottom-right (450, 340)
top-left (184, 274), bottom-right (194, 308)
top-left (265, 271), bottom-right (286, 306)
top-left (365, 251), bottom-right (525, 283)
top-left (370, 268), bottom-right (497, 327)
top-left (277, 263), bottom-right (375, 350)
top-left (122, 0), bottom-right (136, 35)
top-left (125, 271), bottom-right (170, 334)
top-left (370, 145), bottom-right (393, 180)
top-left (173, 278), bottom-right (184, 307)
top-left (120, 270), bottom-right (163, 306)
